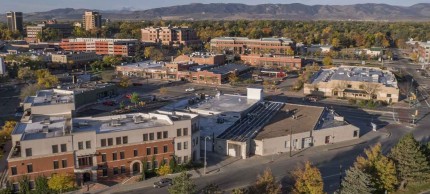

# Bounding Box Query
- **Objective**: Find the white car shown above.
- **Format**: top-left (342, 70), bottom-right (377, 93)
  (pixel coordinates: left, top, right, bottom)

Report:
top-left (185, 88), bottom-right (195, 92)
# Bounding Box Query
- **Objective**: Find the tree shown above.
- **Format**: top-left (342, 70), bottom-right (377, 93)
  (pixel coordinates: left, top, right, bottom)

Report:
top-left (322, 56), bottom-right (333, 66)
top-left (130, 92), bottom-right (140, 106)
top-left (19, 83), bottom-right (40, 100)
top-left (103, 55), bottom-right (122, 67)
top-left (159, 87), bottom-right (168, 95)
top-left (228, 73), bottom-right (239, 85)
top-left (293, 161), bottom-right (324, 194)
top-left (17, 67), bottom-right (34, 83)
top-left (341, 165), bottom-right (376, 194)
top-left (285, 48), bottom-right (294, 56)
top-left (47, 173), bottom-right (74, 193)
top-left (249, 168), bottom-right (281, 194)
top-left (101, 70), bottom-right (115, 82)
top-left (168, 172), bottom-right (196, 194)
top-left (389, 133), bottom-right (430, 189)
top-left (410, 52), bottom-right (419, 63)
top-left (157, 164), bottom-right (173, 176)
top-left (0, 121), bottom-right (17, 142)
top-left (202, 183), bottom-right (223, 194)
top-left (119, 76), bottom-right (132, 88)
top-left (331, 38), bottom-right (340, 48)
top-left (360, 82), bottom-right (380, 99)
top-left (34, 176), bottom-right (51, 194)
top-left (355, 143), bottom-right (398, 192)
top-left (35, 69), bottom-right (58, 88)
top-left (18, 176), bottom-right (30, 194)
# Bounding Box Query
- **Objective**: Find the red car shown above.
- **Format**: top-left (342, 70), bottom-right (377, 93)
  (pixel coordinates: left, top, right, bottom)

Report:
top-left (103, 101), bottom-right (115, 106)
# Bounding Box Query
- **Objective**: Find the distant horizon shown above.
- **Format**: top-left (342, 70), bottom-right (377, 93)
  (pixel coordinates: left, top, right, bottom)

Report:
top-left (1, 1), bottom-right (428, 13)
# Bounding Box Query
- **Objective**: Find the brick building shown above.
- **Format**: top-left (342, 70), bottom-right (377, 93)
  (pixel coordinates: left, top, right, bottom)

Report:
top-left (51, 52), bottom-right (99, 69)
top-left (59, 38), bottom-right (138, 57)
top-left (240, 54), bottom-right (303, 70)
top-left (26, 23), bottom-right (73, 42)
top-left (210, 37), bottom-right (294, 55)
top-left (7, 112), bottom-right (200, 191)
top-left (141, 26), bottom-right (201, 47)
top-left (83, 11), bottom-right (102, 31)
top-left (174, 52), bottom-right (226, 65)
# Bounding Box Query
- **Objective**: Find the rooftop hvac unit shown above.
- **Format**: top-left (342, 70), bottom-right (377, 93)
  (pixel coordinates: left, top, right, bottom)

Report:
top-left (42, 118), bottom-right (51, 125)
top-left (42, 125), bottom-right (50, 133)
top-left (133, 115), bottom-right (145, 124)
top-left (111, 119), bottom-right (122, 127)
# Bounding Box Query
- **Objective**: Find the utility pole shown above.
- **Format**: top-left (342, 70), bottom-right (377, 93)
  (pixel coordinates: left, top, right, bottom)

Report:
top-left (289, 127), bottom-right (293, 157)
top-left (339, 164), bottom-right (343, 194)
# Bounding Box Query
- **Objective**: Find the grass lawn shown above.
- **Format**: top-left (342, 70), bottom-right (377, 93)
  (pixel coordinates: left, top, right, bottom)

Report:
top-left (393, 182), bottom-right (430, 194)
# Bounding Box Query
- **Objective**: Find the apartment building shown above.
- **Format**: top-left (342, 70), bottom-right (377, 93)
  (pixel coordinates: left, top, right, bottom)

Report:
top-left (304, 66), bottom-right (399, 103)
top-left (26, 23), bottom-right (73, 42)
top-left (7, 112), bottom-right (200, 188)
top-left (174, 52), bottom-right (226, 65)
top-left (418, 41), bottom-right (430, 64)
top-left (141, 26), bottom-right (201, 46)
top-left (6, 11), bottom-right (23, 32)
top-left (210, 37), bottom-right (294, 55)
top-left (240, 54), bottom-right (303, 70)
top-left (51, 52), bottom-right (99, 69)
top-left (0, 57), bottom-right (6, 75)
top-left (59, 38), bottom-right (138, 56)
top-left (83, 11), bottom-right (102, 31)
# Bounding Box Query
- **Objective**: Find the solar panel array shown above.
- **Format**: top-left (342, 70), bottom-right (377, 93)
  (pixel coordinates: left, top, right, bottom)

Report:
top-left (217, 101), bottom-right (284, 142)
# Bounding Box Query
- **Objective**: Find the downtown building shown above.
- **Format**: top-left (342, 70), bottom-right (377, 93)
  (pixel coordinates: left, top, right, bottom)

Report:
top-left (141, 26), bottom-right (201, 47)
top-left (6, 11), bottom-right (23, 32)
top-left (59, 38), bottom-right (138, 57)
top-left (26, 23), bottom-right (73, 42)
top-left (83, 11), bottom-right (102, 31)
top-left (210, 37), bottom-right (295, 55)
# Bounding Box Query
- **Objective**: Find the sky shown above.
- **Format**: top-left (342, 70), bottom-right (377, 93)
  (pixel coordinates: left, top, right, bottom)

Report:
top-left (1, 0), bottom-right (427, 13)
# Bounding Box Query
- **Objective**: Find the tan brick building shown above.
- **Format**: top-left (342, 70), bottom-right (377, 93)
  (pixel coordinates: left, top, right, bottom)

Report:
top-left (141, 26), bottom-right (201, 46)
top-left (174, 53), bottom-right (226, 65)
top-left (7, 112), bottom-right (200, 191)
top-left (83, 11), bottom-right (102, 31)
top-left (304, 66), bottom-right (399, 103)
top-left (240, 54), bottom-right (303, 70)
top-left (51, 52), bottom-right (99, 69)
top-left (210, 37), bottom-right (294, 55)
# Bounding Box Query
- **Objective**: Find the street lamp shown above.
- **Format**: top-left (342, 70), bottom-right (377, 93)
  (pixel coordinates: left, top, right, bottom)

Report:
top-left (204, 136), bottom-right (211, 175)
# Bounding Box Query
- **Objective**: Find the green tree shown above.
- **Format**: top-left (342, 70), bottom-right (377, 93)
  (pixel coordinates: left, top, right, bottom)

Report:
top-left (17, 67), bottom-right (34, 83)
top-left (202, 183), bottom-right (223, 194)
top-left (322, 56), bottom-right (333, 66)
top-left (103, 55), bottom-right (122, 67)
top-left (331, 38), bottom-right (340, 48)
top-left (355, 143), bottom-right (398, 192)
top-left (34, 176), bottom-right (51, 194)
top-left (130, 92), bottom-right (140, 106)
top-left (293, 161), bottom-right (324, 194)
top-left (47, 173), bottom-right (75, 193)
top-left (341, 165), bottom-right (376, 194)
top-left (18, 176), bottom-right (30, 194)
top-left (249, 168), bottom-right (281, 194)
top-left (168, 172), bottom-right (196, 194)
top-left (389, 133), bottom-right (430, 189)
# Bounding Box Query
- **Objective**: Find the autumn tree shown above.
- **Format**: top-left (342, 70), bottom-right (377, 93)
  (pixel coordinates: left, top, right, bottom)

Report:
top-left (341, 165), bottom-right (376, 194)
top-left (119, 76), bottom-right (132, 88)
top-left (322, 56), bottom-right (333, 66)
top-left (168, 172), bottom-right (196, 194)
top-left (0, 121), bottom-right (17, 142)
top-left (389, 133), bottom-right (430, 189)
top-left (35, 69), bottom-right (58, 88)
top-left (293, 161), bottom-right (324, 194)
top-left (156, 164), bottom-right (173, 176)
top-left (249, 168), bottom-right (281, 194)
top-left (355, 143), bottom-right (398, 192)
top-left (228, 73), bottom-right (239, 85)
top-left (17, 67), bottom-right (34, 83)
top-left (202, 183), bottom-right (223, 194)
top-left (103, 55), bottom-right (122, 67)
top-left (159, 87), bottom-right (168, 95)
top-left (331, 38), bottom-right (340, 48)
top-left (47, 173), bottom-right (75, 193)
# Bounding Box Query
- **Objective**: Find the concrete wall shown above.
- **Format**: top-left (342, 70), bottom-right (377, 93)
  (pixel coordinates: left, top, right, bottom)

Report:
top-left (31, 103), bottom-right (75, 115)
top-left (312, 124), bottom-right (359, 146)
top-left (74, 85), bottom-right (117, 108)
top-left (19, 135), bottom-right (73, 158)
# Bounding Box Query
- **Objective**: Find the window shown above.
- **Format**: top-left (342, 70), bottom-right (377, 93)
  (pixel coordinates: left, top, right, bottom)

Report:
top-left (53, 161), bottom-right (59, 169)
top-left (13, 183), bottom-right (19, 192)
top-left (154, 160), bottom-right (159, 169)
top-left (184, 156), bottom-right (189, 163)
top-left (120, 151), bottom-right (125, 160)
top-left (78, 142), bottom-right (84, 150)
top-left (102, 168), bottom-right (108, 177)
top-left (113, 167), bottom-right (119, 175)
top-left (163, 131), bottom-right (168, 139)
top-left (62, 159), bottom-right (67, 168)
top-left (163, 145), bottom-right (168, 153)
top-left (184, 141), bottom-right (188, 149)
top-left (101, 153), bottom-right (107, 162)
top-left (154, 147), bottom-right (158, 155)
top-left (112, 152), bottom-right (117, 161)
top-left (177, 128), bottom-right (182, 136)
top-left (29, 181), bottom-right (35, 190)
top-left (353, 130), bottom-right (359, 137)
top-left (143, 134), bottom-right (148, 141)
top-left (134, 149), bottom-right (138, 157)
top-left (146, 161), bottom-right (152, 170)
top-left (146, 147), bottom-right (151, 155)
top-left (78, 156), bottom-right (93, 166)
top-left (183, 128), bottom-right (188, 136)
top-left (108, 138), bottom-right (113, 146)
top-left (177, 142), bottom-right (182, 150)
top-left (157, 132), bottom-right (162, 139)
top-left (27, 164), bottom-right (33, 173)
top-left (59, 144), bottom-right (66, 152)
top-left (86, 141), bottom-right (91, 149)
top-left (177, 156), bottom-right (182, 164)
top-left (122, 136), bottom-right (128, 144)
top-left (52, 145), bottom-right (58, 153)
top-left (11, 166), bottom-right (17, 175)
top-left (163, 158), bottom-right (168, 165)
top-left (25, 148), bottom-right (32, 157)
top-left (121, 166), bottom-right (126, 174)
top-left (387, 94), bottom-right (392, 97)
top-left (149, 133), bottom-right (154, 140)
top-left (116, 137), bottom-right (122, 145)
top-left (101, 139), bottom-right (107, 147)
top-left (347, 84), bottom-right (352, 88)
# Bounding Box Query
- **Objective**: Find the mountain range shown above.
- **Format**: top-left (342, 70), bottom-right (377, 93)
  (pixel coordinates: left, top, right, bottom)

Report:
top-left (2, 3), bottom-right (430, 22)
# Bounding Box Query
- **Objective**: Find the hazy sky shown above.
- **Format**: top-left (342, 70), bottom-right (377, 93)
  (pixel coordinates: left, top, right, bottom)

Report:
top-left (1, 0), bottom-right (427, 13)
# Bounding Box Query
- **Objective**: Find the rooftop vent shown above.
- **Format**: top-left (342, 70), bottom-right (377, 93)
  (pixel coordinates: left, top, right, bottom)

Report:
top-left (111, 119), bottom-right (122, 127)
top-left (133, 115), bottom-right (145, 124)
top-left (42, 125), bottom-right (49, 133)
top-left (42, 118), bottom-right (51, 125)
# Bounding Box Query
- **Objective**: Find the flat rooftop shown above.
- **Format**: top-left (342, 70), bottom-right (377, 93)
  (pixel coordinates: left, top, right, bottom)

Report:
top-left (14, 116), bottom-right (70, 141)
top-left (72, 112), bottom-right (194, 134)
top-left (310, 66), bottom-right (398, 88)
top-left (119, 61), bottom-right (165, 70)
top-left (25, 89), bottom-right (74, 106)
top-left (58, 82), bottom-right (115, 93)
top-left (207, 64), bottom-right (251, 75)
top-left (189, 94), bottom-right (259, 115)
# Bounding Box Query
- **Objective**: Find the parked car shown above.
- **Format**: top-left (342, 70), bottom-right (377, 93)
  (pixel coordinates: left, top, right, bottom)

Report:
top-left (153, 178), bottom-right (173, 188)
top-left (103, 101), bottom-right (115, 106)
top-left (185, 88), bottom-right (195, 92)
